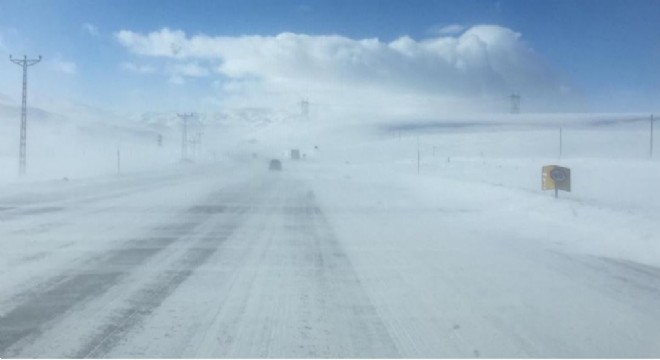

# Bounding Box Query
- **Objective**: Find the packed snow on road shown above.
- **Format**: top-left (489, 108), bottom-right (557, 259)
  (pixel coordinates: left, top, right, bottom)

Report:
top-left (1, 110), bottom-right (659, 358)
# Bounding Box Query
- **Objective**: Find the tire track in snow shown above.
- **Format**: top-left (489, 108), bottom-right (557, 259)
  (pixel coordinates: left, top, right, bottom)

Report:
top-left (186, 180), bottom-right (399, 357)
top-left (0, 182), bottom-right (258, 357)
top-left (297, 192), bottom-right (400, 357)
top-left (0, 165), bottom-right (235, 222)
top-left (74, 205), bottom-right (251, 358)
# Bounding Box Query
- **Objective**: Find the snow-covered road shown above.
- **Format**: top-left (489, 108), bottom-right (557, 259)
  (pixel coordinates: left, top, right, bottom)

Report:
top-left (1, 160), bottom-right (660, 357)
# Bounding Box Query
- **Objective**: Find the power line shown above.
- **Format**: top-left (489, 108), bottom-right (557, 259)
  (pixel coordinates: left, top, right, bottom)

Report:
top-left (10, 54), bottom-right (41, 176)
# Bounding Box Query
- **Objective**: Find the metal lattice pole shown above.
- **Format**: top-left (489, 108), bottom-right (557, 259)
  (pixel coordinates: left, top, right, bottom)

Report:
top-left (177, 113), bottom-right (195, 161)
top-left (510, 93), bottom-right (520, 114)
top-left (194, 120), bottom-right (204, 161)
top-left (300, 98), bottom-right (309, 119)
top-left (10, 55), bottom-right (41, 176)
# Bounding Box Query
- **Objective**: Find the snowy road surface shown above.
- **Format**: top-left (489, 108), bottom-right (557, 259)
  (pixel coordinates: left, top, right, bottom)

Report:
top-left (1, 161), bottom-right (660, 358)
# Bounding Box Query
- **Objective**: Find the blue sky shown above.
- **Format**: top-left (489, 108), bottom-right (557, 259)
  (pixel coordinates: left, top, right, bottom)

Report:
top-left (0, 0), bottom-right (659, 114)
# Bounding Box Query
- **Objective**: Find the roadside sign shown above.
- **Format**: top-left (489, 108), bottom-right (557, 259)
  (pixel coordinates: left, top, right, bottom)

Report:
top-left (542, 165), bottom-right (571, 197)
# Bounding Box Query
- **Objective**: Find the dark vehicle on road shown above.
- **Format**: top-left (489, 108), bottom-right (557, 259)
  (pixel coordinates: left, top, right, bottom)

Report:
top-left (269, 159), bottom-right (282, 171)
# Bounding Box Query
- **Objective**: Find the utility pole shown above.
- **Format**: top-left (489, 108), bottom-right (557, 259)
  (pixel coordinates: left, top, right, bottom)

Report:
top-left (510, 93), bottom-right (520, 114)
top-left (190, 132), bottom-right (202, 160)
top-left (187, 117), bottom-right (203, 161)
top-left (195, 126), bottom-right (203, 160)
top-left (300, 98), bottom-right (310, 119)
top-left (177, 113), bottom-right (195, 161)
top-left (10, 54), bottom-right (41, 176)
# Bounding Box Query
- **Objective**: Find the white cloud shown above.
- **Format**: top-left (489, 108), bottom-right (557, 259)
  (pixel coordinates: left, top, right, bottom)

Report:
top-left (51, 57), bottom-right (77, 75)
top-left (115, 25), bottom-right (579, 114)
top-left (168, 75), bottom-right (185, 85)
top-left (429, 24), bottom-right (466, 35)
top-left (171, 62), bottom-right (209, 77)
top-left (116, 28), bottom-right (188, 58)
top-left (121, 60), bottom-right (209, 79)
top-left (121, 62), bottom-right (156, 74)
top-left (82, 23), bottom-right (99, 37)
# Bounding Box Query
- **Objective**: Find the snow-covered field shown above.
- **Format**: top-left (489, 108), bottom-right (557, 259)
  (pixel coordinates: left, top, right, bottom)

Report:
top-left (1, 113), bottom-right (659, 357)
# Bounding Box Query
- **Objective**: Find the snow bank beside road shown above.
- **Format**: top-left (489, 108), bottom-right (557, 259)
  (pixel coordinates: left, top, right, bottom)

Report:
top-left (301, 120), bottom-right (660, 269)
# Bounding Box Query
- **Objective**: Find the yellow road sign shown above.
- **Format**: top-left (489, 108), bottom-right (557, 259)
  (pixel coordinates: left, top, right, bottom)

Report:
top-left (542, 165), bottom-right (571, 192)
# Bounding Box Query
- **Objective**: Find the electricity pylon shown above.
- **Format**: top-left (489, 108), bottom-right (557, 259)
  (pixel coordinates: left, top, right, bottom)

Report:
top-left (177, 113), bottom-right (195, 161)
top-left (300, 98), bottom-right (309, 119)
top-left (10, 55), bottom-right (41, 176)
top-left (191, 120), bottom-right (204, 160)
top-left (510, 93), bottom-right (520, 114)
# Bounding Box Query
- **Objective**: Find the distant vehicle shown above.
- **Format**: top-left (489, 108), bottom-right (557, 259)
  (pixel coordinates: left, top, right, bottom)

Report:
top-left (269, 159), bottom-right (282, 171)
top-left (290, 149), bottom-right (300, 160)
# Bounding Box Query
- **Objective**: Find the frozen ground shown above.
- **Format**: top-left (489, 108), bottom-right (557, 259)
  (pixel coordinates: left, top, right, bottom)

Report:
top-left (1, 117), bottom-right (660, 357)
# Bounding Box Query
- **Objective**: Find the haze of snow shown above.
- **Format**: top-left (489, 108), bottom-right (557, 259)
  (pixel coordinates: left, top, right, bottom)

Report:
top-left (2, 19), bottom-right (660, 356)
top-left (1, 108), bottom-right (660, 356)
top-left (3, 103), bottom-right (657, 261)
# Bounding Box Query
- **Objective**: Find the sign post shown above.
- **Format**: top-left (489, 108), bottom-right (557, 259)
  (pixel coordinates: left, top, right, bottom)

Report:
top-left (542, 165), bottom-right (571, 198)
